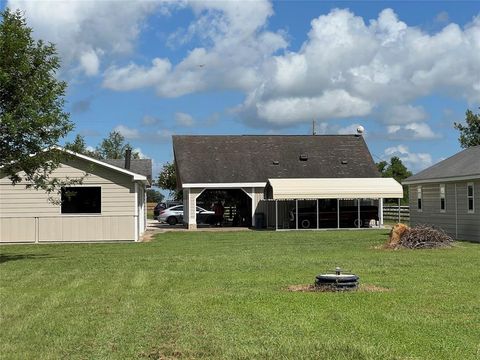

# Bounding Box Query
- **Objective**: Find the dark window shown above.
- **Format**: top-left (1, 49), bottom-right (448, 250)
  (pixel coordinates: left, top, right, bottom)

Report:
top-left (440, 184), bottom-right (446, 212)
top-left (61, 187), bottom-right (101, 214)
top-left (417, 186), bottom-right (422, 211)
top-left (467, 183), bottom-right (474, 213)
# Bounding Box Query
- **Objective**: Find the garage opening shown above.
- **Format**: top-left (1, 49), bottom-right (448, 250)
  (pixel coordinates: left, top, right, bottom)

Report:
top-left (196, 189), bottom-right (252, 227)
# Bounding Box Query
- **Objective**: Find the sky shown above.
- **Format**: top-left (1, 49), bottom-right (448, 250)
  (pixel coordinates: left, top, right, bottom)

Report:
top-left (4, 0), bottom-right (480, 184)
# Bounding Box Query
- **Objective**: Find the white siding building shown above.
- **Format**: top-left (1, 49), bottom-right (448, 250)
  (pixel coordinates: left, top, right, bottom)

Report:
top-left (0, 149), bottom-right (149, 243)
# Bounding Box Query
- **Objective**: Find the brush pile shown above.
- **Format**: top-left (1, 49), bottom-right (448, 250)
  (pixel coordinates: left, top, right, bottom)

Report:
top-left (390, 224), bottom-right (453, 249)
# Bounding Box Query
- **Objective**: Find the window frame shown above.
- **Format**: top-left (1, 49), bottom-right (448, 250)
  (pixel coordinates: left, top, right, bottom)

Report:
top-left (61, 186), bottom-right (102, 214)
top-left (417, 185), bottom-right (422, 212)
top-left (439, 184), bottom-right (446, 213)
top-left (467, 182), bottom-right (474, 214)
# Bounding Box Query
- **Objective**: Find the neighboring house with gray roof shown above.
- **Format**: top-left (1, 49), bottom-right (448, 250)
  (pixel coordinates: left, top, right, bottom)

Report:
top-left (0, 148), bottom-right (151, 243)
top-left (103, 159), bottom-right (153, 186)
top-left (403, 146), bottom-right (480, 242)
top-left (173, 134), bottom-right (403, 229)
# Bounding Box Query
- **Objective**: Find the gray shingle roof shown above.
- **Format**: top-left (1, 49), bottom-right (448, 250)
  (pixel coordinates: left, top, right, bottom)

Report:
top-left (403, 145), bottom-right (480, 183)
top-left (102, 159), bottom-right (152, 185)
top-left (173, 135), bottom-right (380, 185)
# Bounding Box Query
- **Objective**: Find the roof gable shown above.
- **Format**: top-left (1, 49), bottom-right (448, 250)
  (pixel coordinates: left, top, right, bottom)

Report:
top-left (54, 147), bottom-right (148, 182)
top-left (404, 145), bottom-right (480, 184)
top-left (173, 135), bottom-right (380, 186)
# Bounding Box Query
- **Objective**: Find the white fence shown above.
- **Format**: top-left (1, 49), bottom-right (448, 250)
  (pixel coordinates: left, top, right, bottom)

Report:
top-left (383, 205), bottom-right (410, 223)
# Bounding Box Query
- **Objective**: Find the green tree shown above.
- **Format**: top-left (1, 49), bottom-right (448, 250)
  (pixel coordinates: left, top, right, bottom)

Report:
top-left (146, 189), bottom-right (164, 203)
top-left (377, 157), bottom-right (412, 204)
top-left (157, 161), bottom-right (182, 200)
top-left (454, 108), bottom-right (480, 148)
top-left (95, 131), bottom-right (139, 159)
top-left (64, 134), bottom-right (87, 153)
top-left (0, 9), bottom-right (73, 190)
top-left (64, 134), bottom-right (97, 157)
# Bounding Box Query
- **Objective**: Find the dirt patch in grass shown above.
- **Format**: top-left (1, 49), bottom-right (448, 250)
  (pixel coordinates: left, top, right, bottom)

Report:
top-left (286, 284), bottom-right (391, 293)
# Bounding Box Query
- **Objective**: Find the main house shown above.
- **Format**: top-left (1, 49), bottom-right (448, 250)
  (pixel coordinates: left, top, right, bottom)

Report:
top-left (0, 148), bottom-right (151, 243)
top-left (173, 134), bottom-right (403, 230)
top-left (403, 145), bottom-right (480, 242)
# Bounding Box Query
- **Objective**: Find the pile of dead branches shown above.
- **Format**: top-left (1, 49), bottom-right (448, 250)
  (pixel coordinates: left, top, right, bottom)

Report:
top-left (394, 225), bottom-right (453, 249)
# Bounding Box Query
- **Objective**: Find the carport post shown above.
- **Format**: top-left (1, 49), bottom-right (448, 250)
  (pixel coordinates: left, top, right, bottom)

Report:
top-left (398, 198), bottom-right (401, 223)
top-left (295, 199), bottom-right (298, 230)
top-left (337, 199), bottom-right (340, 229)
top-left (316, 199), bottom-right (319, 230)
top-left (379, 198), bottom-right (384, 227)
top-left (275, 200), bottom-right (278, 230)
top-left (357, 199), bottom-right (360, 229)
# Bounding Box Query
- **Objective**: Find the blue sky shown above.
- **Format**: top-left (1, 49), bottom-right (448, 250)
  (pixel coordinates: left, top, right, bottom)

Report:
top-left (4, 0), bottom-right (480, 181)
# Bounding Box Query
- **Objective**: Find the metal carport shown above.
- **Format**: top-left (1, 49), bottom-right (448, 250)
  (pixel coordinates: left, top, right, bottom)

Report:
top-left (264, 178), bottom-right (403, 230)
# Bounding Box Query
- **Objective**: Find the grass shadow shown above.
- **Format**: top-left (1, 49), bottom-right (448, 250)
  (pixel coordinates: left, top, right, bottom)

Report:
top-left (0, 253), bottom-right (52, 264)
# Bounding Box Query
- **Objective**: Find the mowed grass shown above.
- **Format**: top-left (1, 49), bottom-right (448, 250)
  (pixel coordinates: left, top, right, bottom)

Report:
top-left (1, 231), bottom-right (479, 360)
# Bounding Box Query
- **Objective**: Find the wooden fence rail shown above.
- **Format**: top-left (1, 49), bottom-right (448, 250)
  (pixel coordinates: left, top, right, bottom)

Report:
top-left (383, 205), bottom-right (410, 222)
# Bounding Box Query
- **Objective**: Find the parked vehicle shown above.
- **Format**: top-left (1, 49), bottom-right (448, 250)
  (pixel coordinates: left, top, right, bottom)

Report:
top-left (158, 205), bottom-right (214, 225)
top-left (289, 205), bottom-right (378, 229)
top-left (153, 202), bottom-right (167, 219)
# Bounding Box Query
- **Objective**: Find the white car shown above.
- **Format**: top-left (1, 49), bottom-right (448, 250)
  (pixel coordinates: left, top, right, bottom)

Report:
top-left (158, 205), bottom-right (215, 225)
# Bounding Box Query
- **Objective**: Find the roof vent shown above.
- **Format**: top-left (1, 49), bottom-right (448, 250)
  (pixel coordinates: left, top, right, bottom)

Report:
top-left (341, 160), bottom-right (348, 165)
top-left (272, 160), bottom-right (279, 165)
top-left (299, 154), bottom-right (308, 161)
top-left (356, 125), bottom-right (365, 136)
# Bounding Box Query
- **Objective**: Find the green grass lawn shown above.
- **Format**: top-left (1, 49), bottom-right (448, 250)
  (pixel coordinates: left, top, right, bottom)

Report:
top-left (1, 231), bottom-right (479, 359)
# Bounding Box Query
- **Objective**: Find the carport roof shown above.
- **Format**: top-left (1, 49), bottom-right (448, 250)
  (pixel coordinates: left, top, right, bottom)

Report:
top-left (173, 135), bottom-right (380, 186)
top-left (266, 178), bottom-right (403, 200)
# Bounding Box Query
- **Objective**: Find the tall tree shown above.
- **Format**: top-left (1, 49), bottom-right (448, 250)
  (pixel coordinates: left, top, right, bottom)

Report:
top-left (157, 161), bottom-right (182, 200)
top-left (377, 156), bottom-right (412, 204)
top-left (0, 9), bottom-right (73, 190)
top-left (146, 189), bottom-right (165, 203)
top-left (64, 134), bottom-right (87, 154)
top-left (64, 134), bottom-right (97, 157)
top-left (95, 131), bottom-right (139, 159)
top-left (454, 108), bottom-right (480, 148)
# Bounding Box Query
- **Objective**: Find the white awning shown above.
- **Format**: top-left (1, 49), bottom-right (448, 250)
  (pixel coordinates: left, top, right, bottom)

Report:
top-left (267, 178), bottom-right (403, 200)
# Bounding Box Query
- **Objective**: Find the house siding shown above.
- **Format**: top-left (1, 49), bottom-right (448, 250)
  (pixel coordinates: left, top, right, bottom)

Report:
top-left (409, 180), bottom-right (480, 242)
top-left (0, 157), bottom-right (139, 243)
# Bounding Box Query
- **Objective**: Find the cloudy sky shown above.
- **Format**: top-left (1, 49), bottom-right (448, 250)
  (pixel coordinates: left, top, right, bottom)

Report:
top-left (5, 0), bottom-right (480, 180)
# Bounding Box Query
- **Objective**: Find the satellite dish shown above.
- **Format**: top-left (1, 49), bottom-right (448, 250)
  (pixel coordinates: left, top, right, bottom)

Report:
top-left (356, 125), bottom-right (365, 135)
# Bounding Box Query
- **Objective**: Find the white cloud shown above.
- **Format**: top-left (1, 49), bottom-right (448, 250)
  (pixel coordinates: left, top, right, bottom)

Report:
top-left (101, 0), bottom-right (287, 97)
top-left (114, 125), bottom-right (140, 140)
top-left (103, 58), bottom-right (172, 91)
top-left (12, 1), bottom-right (480, 128)
top-left (435, 11), bottom-right (449, 24)
top-left (382, 104), bottom-right (427, 125)
top-left (384, 145), bottom-right (433, 171)
top-left (250, 90), bottom-right (372, 125)
top-left (141, 115), bottom-right (161, 126)
top-left (79, 49), bottom-right (100, 76)
top-left (8, 0), bottom-right (158, 76)
top-left (175, 112), bottom-right (195, 127)
top-left (133, 147), bottom-right (146, 159)
top-left (114, 124), bottom-right (173, 143)
top-left (314, 122), bottom-right (366, 135)
top-left (101, 6), bottom-right (480, 128)
top-left (241, 8), bottom-right (480, 126)
top-left (386, 122), bottom-right (439, 139)
top-left (337, 123), bottom-right (365, 135)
